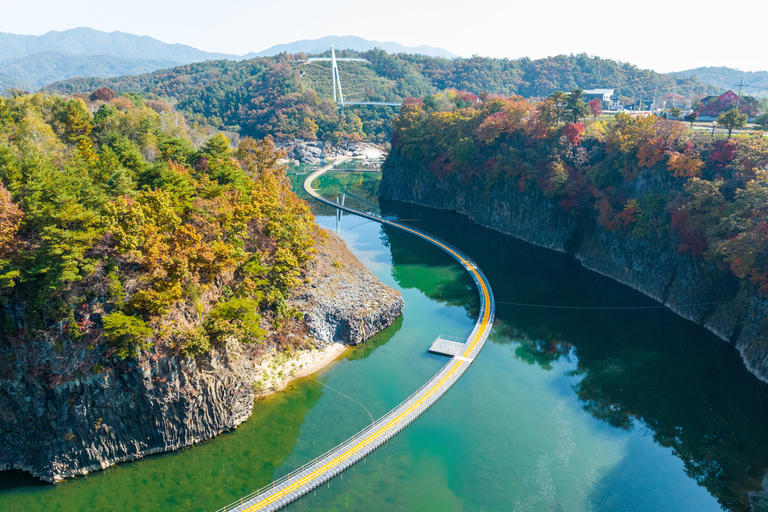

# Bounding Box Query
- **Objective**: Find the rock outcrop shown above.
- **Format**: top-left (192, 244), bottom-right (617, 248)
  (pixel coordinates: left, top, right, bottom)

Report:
top-left (0, 229), bottom-right (402, 482)
top-left (381, 157), bottom-right (768, 383)
top-left (290, 142), bottom-right (325, 165)
top-left (290, 231), bottom-right (403, 346)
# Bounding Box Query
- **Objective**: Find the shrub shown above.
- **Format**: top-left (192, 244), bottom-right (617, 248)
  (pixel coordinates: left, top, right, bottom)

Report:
top-left (102, 312), bottom-right (153, 358)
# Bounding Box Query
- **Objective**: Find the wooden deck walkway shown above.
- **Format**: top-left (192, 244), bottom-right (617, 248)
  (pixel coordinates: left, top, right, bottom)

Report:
top-left (214, 159), bottom-right (495, 512)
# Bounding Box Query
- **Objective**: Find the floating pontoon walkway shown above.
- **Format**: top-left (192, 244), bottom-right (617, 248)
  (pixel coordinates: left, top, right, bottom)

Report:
top-left (215, 158), bottom-right (495, 512)
top-left (429, 335), bottom-right (471, 359)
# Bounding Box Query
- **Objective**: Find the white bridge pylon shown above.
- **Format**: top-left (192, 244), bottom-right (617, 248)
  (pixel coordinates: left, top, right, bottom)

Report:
top-left (331, 44), bottom-right (344, 105)
top-left (307, 44), bottom-right (402, 109)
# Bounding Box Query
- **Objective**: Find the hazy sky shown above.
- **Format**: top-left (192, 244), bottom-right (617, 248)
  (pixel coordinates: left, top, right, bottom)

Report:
top-left (1, 0), bottom-right (766, 73)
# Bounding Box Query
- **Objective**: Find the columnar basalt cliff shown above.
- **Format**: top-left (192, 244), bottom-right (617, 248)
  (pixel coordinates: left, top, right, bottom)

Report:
top-left (380, 157), bottom-right (768, 383)
top-left (0, 231), bottom-right (402, 482)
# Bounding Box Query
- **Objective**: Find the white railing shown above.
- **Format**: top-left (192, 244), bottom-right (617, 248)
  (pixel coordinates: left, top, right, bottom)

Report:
top-left (213, 163), bottom-right (494, 512)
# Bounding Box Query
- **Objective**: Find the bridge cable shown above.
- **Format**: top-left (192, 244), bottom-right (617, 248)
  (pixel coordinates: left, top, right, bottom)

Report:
top-left (305, 376), bottom-right (375, 428)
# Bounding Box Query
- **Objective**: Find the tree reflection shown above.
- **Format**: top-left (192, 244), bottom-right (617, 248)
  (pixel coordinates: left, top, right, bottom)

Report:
top-left (381, 197), bottom-right (768, 512)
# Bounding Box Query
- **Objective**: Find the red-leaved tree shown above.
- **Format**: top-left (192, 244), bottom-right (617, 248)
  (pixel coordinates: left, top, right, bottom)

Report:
top-left (562, 123), bottom-right (585, 145)
top-left (589, 98), bottom-right (602, 119)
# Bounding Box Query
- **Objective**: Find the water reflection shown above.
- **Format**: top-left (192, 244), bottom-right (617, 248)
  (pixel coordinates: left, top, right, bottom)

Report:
top-left (0, 378), bottom-right (326, 511)
top-left (379, 198), bottom-right (768, 512)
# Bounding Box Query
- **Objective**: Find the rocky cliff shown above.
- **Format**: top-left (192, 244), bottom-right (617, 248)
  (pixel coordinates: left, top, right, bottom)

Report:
top-left (380, 157), bottom-right (768, 384)
top-left (0, 229), bottom-right (403, 482)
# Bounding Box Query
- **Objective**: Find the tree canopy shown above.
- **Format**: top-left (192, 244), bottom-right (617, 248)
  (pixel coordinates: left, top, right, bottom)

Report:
top-left (388, 91), bottom-right (768, 295)
top-left (0, 91), bottom-right (316, 359)
top-left (41, 51), bottom-right (720, 143)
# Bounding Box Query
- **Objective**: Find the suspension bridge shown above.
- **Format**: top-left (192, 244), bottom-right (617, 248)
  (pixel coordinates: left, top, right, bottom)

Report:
top-left (308, 44), bottom-right (402, 108)
top-left (213, 158), bottom-right (495, 512)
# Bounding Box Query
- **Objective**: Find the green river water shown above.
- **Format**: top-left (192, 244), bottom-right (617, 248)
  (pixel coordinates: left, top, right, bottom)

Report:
top-left (2, 169), bottom-right (767, 512)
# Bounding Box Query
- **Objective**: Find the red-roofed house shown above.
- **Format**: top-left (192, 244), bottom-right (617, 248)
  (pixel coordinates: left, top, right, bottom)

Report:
top-left (698, 90), bottom-right (758, 117)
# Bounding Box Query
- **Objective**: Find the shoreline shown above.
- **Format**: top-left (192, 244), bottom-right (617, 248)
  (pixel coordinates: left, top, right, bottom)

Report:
top-left (253, 342), bottom-right (350, 398)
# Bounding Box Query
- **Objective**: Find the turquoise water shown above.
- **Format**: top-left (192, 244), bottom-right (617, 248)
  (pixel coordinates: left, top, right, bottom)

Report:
top-left (2, 170), bottom-right (767, 511)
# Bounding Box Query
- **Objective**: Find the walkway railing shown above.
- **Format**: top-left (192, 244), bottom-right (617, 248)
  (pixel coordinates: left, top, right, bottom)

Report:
top-left (214, 159), bottom-right (495, 512)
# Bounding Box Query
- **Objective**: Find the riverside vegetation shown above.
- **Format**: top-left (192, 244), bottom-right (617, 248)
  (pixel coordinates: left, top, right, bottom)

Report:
top-left (0, 91), bottom-right (316, 358)
top-left (0, 91), bottom-right (402, 482)
top-left (382, 89), bottom-right (768, 381)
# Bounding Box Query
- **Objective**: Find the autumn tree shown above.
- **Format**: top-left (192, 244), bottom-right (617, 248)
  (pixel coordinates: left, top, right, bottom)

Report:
top-left (589, 98), bottom-right (602, 119)
top-left (235, 136), bottom-right (283, 178)
top-left (669, 107), bottom-right (683, 119)
top-left (0, 184), bottom-right (22, 255)
top-left (565, 89), bottom-right (589, 123)
top-left (536, 91), bottom-right (569, 130)
top-left (717, 108), bottom-right (748, 138)
top-left (684, 111), bottom-right (698, 127)
top-left (90, 87), bottom-right (117, 102)
top-left (562, 123), bottom-right (585, 145)
top-left (715, 171), bottom-right (768, 293)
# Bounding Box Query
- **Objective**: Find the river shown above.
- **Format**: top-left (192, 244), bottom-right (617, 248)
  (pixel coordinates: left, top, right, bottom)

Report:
top-left (2, 169), bottom-right (767, 512)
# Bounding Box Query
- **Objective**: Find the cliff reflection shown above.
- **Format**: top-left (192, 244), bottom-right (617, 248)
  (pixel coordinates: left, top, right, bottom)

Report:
top-left (380, 198), bottom-right (768, 512)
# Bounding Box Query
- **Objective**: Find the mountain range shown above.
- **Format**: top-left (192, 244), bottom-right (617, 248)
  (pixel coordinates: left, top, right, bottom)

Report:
top-left (0, 28), bottom-right (457, 91)
top-left (252, 35), bottom-right (458, 59)
top-left (2, 28), bottom-right (767, 98)
top-left (668, 66), bottom-right (768, 98)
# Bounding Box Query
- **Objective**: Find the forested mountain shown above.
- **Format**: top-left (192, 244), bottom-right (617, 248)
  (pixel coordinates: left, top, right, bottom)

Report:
top-left (0, 30), bottom-right (458, 93)
top-left (252, 35), bottom-right (458, 59)
top-left (0, 28), bottom-right (239, 62)
top-left (0, 28), bottom-right (242, 92)
top-left (43, 50), bottom-right (720, 143)
top-left (0, 52), bottom-right (182, 91)
top-left (669, 67), bottom-right (768, 98)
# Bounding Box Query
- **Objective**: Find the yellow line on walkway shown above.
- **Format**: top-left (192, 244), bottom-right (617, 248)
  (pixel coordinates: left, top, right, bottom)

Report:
top-left (234, 160), bottom-right (493, 512)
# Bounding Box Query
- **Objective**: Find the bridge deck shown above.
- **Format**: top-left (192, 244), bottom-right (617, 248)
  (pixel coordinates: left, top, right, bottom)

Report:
top-left (215, 158), bottom-right (495, 512)
top-left (340, 101), bottom-right (402, 107)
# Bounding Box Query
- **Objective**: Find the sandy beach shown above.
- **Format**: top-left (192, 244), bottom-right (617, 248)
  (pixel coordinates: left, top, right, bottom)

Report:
top-left (253, 342), bottom-right (349, 398)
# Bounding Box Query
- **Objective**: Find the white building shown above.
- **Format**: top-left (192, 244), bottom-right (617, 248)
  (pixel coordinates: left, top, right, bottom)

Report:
top-left (582, 89), bottom-right (614, 102)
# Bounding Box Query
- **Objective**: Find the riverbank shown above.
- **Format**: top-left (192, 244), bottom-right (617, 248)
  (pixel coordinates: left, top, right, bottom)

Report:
top-left (0, 229), bottom-right (402, 483)
top-left (252, 342), bottom-right (348, 398)
top-left (381, 157), bottom-right (768, 384)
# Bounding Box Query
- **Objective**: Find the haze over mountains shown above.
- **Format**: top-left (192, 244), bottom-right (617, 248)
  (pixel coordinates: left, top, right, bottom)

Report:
top-left (669, 67), bottom-right (768, 98)
top-left (1, 27), bottom-right (766, 96)
top-left (0, 28), bottom-right (457, 91)
top-left (252, 35), bottom-right (458, 59)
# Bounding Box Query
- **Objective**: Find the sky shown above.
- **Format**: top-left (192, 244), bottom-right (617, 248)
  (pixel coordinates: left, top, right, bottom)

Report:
top-left (1, 0), bottom-right (766, 73)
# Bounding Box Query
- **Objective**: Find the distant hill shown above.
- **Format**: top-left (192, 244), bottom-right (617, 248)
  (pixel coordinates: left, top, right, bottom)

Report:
top-left (0, 27), bottom-right (239, 62)
top-left (0, 52), bottom-right (183, 91)
top-left (669, 66), bottom-right (768, 98)
top-left (252, 35), bottom-right (458, 59)
top-left (44, 51), bottom-right (719, 143)
top-left (0, 27), bottom-right (242, 92)
top-left (0, 29), bottom-right (461, 92)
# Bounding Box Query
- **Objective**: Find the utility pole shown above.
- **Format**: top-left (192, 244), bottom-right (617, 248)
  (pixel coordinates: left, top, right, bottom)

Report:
top-left (672, 85), bottom-right (677, 108)
top-left (652, 85), bottom-right (658, 112)
top-left (734, 78), bottom-right (750, 109)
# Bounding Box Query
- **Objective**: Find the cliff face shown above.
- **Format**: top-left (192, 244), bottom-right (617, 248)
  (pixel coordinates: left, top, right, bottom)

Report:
top-left (291, 231), bottom-right (404, 346)
top-left (380, 157), bottom-right (768, 384)
top-left (0, 230), bottom-right (403, 482)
